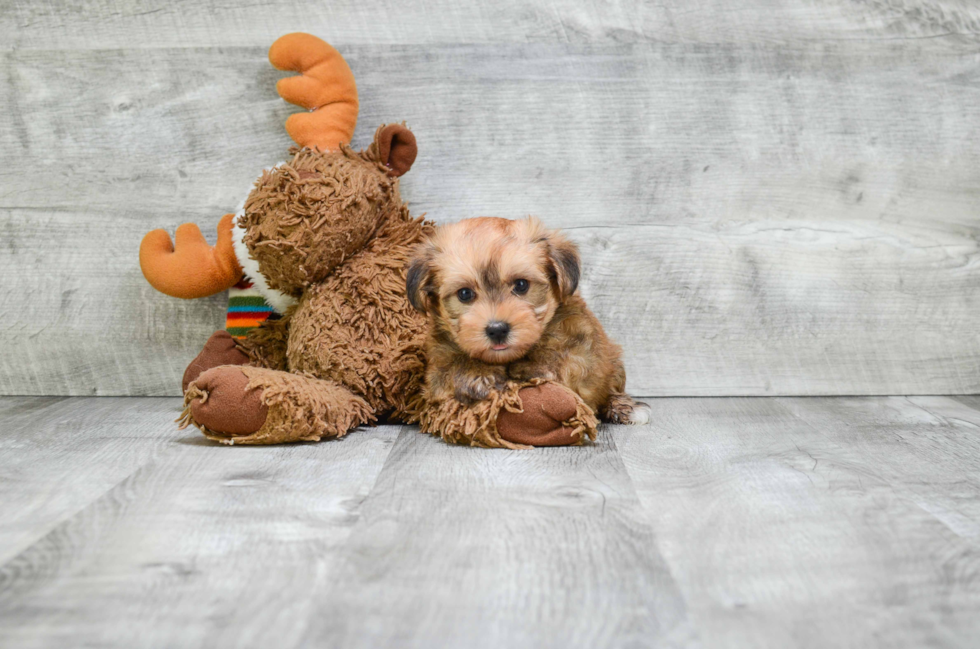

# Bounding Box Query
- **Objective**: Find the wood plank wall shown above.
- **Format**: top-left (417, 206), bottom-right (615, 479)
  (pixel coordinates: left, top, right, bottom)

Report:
top-left (1, 1), bottom-right (978, 396)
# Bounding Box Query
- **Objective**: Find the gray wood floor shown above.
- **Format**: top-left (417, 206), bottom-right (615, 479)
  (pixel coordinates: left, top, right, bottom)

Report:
top-left (1, 395), bottom-right (978, 648)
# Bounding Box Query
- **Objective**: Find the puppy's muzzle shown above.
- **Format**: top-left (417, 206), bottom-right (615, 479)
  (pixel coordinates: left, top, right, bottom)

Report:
top-left (485, 321), bottom-right (510, 344)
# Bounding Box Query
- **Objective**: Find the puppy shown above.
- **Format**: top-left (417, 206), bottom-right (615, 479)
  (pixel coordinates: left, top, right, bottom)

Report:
top-left (406, 216), bottom-right (649, 425)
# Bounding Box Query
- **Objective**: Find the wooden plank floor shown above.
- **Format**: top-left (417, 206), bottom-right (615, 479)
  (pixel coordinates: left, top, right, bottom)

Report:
top-left (0, 396), bottom-right (978, 647)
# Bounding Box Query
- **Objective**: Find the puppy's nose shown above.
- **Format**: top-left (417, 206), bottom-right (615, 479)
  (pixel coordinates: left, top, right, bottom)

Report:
top-left (485, 321), bottom-right (510, 344)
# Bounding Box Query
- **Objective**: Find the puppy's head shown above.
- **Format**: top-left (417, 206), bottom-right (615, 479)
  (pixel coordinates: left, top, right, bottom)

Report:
top-left (406, 216), bottom-right (580, 364)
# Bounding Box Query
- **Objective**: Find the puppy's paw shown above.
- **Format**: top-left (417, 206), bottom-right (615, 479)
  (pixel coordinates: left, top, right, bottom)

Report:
top-left (454, 374), bottom-right (503, 405)
top-left (628, 401), bottom-right (652, 425)
top-left (507, 361), bottom-right (557, 383)
top-left (605, 394), bottom-right (651, 425)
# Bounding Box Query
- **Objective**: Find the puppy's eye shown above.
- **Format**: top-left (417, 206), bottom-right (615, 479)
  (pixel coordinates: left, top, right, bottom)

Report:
top-left (457, 287), bottom-right (476, 303)
top-left (513, 279), bottom-right (530, 295)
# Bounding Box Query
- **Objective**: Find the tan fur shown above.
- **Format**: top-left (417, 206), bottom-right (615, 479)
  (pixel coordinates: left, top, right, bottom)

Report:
top-left (408, 216), bottom-right (641, 425)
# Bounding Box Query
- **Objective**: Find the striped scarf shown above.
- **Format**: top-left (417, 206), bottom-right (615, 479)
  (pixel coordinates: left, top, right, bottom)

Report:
top-left (226, 279), bottom-right (278, 339)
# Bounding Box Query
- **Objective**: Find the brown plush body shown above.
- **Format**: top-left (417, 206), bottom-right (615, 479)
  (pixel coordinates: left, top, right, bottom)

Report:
top-left (237, 146), bottom-right (432, 422)
top-left (406, 217), bottom-right (648, 448)
top-left (180, 131), bottom-right (433, 444)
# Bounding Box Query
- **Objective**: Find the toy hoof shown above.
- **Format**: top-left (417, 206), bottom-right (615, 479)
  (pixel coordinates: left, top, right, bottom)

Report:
top-left (182, 330), bottom-right (250, 392)
top-left (186, 366), bottom-right (268, 437)
top-left (497, 383), bottom-right (581, 447)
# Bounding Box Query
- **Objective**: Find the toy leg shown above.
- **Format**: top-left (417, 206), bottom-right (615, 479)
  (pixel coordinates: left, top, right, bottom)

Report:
top-left (182, 330), bottom-right (250, 392)
top-left (496, 383), bottom-right (598, 447)
top-left (179, 365), bottom-right (374, 445)
top-left (235, 313), bottom-right (292, 372)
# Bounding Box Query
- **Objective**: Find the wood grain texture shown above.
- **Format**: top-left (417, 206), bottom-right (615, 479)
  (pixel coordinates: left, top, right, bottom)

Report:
top-left (2, 0), bottom-right (978, 49)
top-left (292, 427), bottom-right (695, 648)
top-left (0, 209), bottom-right (226, 395)
top-left (954, 395), bottom-right (980, 413)
top-left (0, 397), bottom-right (180, 564)
top-left (781, 396), bottom-right (980, 542)
top-left (3, 395), bottom-right (980, 647)
top-left (2, 3), bottom-right (979, 396)
top-left (616, 397), bottom-right (980, 648)
top-left (0, 398), bottom-right (399, 648)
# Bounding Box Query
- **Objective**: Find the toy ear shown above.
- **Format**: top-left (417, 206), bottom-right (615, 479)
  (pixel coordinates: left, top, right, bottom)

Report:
top-left (406, 251), bottom-right (434, 313)
top-left (376, 124), bottom-right (417, 177)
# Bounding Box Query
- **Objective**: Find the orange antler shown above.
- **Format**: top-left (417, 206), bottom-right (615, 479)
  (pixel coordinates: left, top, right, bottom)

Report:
top-left (139, 213), bottom-right (243, 299)
top-left (269, 33), bottom-right (359, 151)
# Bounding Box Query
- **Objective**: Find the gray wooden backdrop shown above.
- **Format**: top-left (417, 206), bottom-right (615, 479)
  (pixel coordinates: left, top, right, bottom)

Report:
top-left (1, 1), bottom-right (978, 397)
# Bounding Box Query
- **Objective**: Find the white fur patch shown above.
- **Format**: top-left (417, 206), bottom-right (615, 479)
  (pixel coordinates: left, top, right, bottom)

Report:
top-left (629, 401), bottom-right (652, 425)
top-left (231, 164), bottom-right (297, 314)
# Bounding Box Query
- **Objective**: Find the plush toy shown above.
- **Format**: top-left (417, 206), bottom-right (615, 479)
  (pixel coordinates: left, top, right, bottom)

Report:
top-left (139, 33), bottom-right (597, 448)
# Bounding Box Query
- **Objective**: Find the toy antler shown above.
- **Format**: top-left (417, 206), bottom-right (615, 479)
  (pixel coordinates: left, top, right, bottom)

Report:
top-left (269, 32), bottom-right (359, 150)
top-left (139, 34), bottom-right (358, 299)
top-left (139, 213), bottom-right (243, 299)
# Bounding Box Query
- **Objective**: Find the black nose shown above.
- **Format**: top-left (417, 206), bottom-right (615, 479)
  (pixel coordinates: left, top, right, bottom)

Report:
top-left (485, 321), bottom-right (510, 344)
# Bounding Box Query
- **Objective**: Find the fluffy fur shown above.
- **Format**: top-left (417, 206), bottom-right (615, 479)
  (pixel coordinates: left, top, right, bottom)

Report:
top-left (407, 216), bottom-right (646, 426)
top-left (180, 125), bottom-right (435, 444)
top-left (231, 169), bottom-right (298, 314)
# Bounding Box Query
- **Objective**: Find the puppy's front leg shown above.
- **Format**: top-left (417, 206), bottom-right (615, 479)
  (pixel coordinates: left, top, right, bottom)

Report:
top-left (454, 367), bottom-right (508, 405)
top-left (507, 361), bottom-right (556, 383)
top-left (426, 353), bottom-right (508, 406)
top-left (507, 353), bottom-right (559, 383)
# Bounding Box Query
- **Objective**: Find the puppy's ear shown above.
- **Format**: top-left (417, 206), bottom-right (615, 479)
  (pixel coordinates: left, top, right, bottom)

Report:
top-left (406, 248), bottom-right (434, 313)
top-left (545, 231), bottom-right (580, 299)
top-left (375, 123), bottom-right (417, 177)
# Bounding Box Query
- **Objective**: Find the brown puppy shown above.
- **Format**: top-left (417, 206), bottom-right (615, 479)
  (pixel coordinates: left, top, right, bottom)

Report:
top-left (407, 216), bottom-right (649, 425)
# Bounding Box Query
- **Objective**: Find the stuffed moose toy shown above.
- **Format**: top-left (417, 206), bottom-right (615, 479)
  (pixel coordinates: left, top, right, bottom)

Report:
top-left (139, 33), bottom-right (598, 448)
